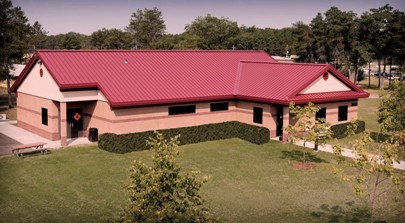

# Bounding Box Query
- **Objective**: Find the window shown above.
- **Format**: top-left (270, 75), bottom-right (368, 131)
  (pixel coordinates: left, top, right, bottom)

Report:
top-left (316, 107), bottom-right (326, 121)
top-left (338, 106), bottom-right (348, 121)
top-left (41, 108), bottom-right (48, 126)
top-left (351, 102), bottom-right (358, 106)
top-left (253, 107), bottom-right (263, 124)
top-left (210, 102), bottom-right (228, 112)
top-left (168, 105), bottom-right (196, 115)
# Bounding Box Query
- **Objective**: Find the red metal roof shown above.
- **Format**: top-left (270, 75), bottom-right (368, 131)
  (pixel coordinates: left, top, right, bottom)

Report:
top-left (11, 50), bottom-right (369, 108)
top-left (236, 61), bottom-right (369, 105)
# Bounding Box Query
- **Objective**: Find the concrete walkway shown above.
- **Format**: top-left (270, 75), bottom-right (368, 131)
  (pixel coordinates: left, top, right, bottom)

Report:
top-left (0, 120), bottom-right (94, 156)
top-left (291, 139), bottom-right (405, 170)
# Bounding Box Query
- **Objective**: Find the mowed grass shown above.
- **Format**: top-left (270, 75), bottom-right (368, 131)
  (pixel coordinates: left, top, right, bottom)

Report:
top-left (1, 139), bottom-right (403, 223)
top-left (330, 97), bottom-right (382, 147)
top-left (358, 77), bottom-right (391, 94)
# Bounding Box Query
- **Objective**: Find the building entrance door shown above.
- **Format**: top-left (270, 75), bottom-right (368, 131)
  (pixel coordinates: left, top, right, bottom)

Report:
top-left (276, 107), bottom-right (283, 137)
top-left (67, 108), bottom-right (83, 138)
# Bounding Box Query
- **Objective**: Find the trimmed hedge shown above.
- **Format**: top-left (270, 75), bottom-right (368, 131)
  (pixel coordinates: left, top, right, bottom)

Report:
top-left (331, 120), bottom-right (366, 139)
top-left (98, 121), bottom-right (270, 153)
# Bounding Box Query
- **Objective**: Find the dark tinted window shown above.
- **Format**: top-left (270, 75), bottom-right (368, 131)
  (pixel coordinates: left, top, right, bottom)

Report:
top-left (316, 107), bottom-right (326, 121)
top-left (253, 107), bottom-right (263, 124)
top-left (338, 106), bottom-right (348, 121)
top-left (210, 102), bottom-right (229, 112)
top-left (168, 105), bottom-right (196, 115)
top-left (41, 108), bottom-right (48, 125)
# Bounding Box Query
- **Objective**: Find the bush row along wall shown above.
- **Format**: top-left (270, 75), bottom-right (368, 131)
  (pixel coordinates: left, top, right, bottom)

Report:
top-left (330, 120), bottom-right (366, 139)
top-left (98, 121), bottom-right (270, 153)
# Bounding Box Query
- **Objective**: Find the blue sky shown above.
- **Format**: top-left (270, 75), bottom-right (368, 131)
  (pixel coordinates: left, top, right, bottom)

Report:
top-left (13, 0), bottom-right (405, 35)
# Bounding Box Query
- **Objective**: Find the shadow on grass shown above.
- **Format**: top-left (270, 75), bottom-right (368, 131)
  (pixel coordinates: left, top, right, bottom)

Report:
top-left (310, 202), bottom-right (372, 223)
top-left (280, 150), bottom-right (328, 163)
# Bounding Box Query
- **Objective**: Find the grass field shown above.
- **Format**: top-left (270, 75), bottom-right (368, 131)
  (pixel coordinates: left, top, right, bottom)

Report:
top-left (358, 76), bottom-right (391, 93)
top-left (1, 139), bottom-right (403, 223)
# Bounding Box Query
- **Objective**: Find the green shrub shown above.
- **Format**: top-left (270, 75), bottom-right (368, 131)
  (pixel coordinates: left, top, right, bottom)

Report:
top-left (98, 121), bottom-right (270, 153)
top-left (369, 132), bottom-right (392, 142)
top-left (331, 120), bottom-right (366, 139)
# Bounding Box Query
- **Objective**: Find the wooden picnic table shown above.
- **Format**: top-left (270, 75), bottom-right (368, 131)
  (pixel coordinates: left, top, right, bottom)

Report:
top-left (11, 142), bottom-right (48, 158)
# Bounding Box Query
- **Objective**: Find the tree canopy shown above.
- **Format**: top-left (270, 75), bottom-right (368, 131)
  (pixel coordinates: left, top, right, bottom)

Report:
top-left (90, 28), bottom-right (132, 49)
top-left (184, 14), bottom-right (239, 50)
top-left (0, 0), bottom-right (31, 79)
top-left (378, 81), bottom-right (405, 132)
top-left (118, 132), bottom-right (216, 222)
top-left (126, 7), bottom-right (166, 49)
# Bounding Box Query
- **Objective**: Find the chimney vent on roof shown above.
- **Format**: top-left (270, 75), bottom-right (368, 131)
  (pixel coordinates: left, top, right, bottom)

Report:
top-left (124, 59), bottom-right (128, 64)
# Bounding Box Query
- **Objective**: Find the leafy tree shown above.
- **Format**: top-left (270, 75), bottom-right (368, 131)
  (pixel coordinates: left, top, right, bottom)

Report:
top-left (324, 7), bottom-right (358, 81)
top-left (310, 13), bottom-right (327, 63)
top-left (61, 32), bottom-right (82, 49)
top-left (28, 21), bottom-right (48, 53)
top-left (42, 34), bottom-right (64, 49)
top-left (359, 5), bottom-right (403, 89)
top-left (332, 121), bottom-right (405, 222)
top-left (285, 102), bottom-right (332, 165)
top-left (0, 0), bottom-right (31, 107)
top-left (185, 14), bottom-right (239, 50)
top-left (118, 132), bottom-right (217, 223)
top-left (378, 81), bottom-right (405, 132)
top-left (291, 21), bottom-right (314, 62)
top-left (127, 7), bottom-right (166, 49)
top-left (90, 28), bottom-right (132, 49)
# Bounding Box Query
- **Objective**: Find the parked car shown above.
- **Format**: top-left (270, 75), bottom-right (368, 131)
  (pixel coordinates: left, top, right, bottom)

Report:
top-left (374, 72), bottom-right (388, 77)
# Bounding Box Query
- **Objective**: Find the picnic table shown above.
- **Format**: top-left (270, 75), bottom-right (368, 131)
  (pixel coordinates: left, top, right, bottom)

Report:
top-left (11, 142), bottom-right (48, 158)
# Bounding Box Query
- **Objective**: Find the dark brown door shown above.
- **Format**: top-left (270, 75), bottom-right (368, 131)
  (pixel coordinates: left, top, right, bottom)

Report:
top-left (276, 107), bottom-right (283, 136)
top-left (67, 108), bottom-right (83, 138)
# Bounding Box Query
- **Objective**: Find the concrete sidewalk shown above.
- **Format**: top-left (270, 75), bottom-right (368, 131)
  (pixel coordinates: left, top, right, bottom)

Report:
top-left (292, 140), bottom-right (405, 170)
top-left (0, 120), bottom-right (94, 156)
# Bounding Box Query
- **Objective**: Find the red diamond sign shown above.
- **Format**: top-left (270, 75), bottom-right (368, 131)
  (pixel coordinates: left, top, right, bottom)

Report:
top-left (73, 113), bottom-right (81, 121)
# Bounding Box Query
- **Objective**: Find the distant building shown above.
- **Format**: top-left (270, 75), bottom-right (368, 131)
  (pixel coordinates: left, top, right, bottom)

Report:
top-left (271, 55), bottom-right (298, 63)
top-left (9, 64), bottom-right (26, 78)
top-left (11, 50), bottom-right (369, 146)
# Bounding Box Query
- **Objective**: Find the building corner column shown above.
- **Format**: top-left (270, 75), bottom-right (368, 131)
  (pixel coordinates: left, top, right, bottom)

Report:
top-left (60, 102), bottom-right (67, 146)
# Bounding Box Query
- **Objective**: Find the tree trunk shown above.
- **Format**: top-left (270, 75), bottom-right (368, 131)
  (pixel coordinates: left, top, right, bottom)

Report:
top-left (354, 57), bottom-right (360, 84)
top-left (388, 57), bottom-right (393, 88)
top-left (380, 57), bottom-right (386, 90)
top-left (378, 59), bottom-right (381, 88)
top-left (368, 62), bottom-right (371, 88)
top-left (6, 76), bottom-right (13, 108)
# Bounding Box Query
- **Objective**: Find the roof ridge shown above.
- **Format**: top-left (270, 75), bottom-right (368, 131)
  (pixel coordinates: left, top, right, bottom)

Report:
top-left (36, 49), bottom-right (267, 53)
top-left (240, 60), bottom-right (328, 66)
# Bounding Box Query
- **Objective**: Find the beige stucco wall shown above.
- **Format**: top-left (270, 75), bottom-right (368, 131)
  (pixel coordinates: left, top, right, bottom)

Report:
top-left (83, 100), bottom-right (283, 138)
top-left (17, 92), bottom-right (60, 140)
top-left (287, 100), bottom-right (359, 130)
top-left (317, 100), bottom-right (358, 124)
top-left (18, 62), bottom-right (107, 102)
top-left (16, 91), bottom-right (360, 142)
top-left (300, 72), bottom-right (350, 94)
top-left (85, 101), bottom-right (240, 135)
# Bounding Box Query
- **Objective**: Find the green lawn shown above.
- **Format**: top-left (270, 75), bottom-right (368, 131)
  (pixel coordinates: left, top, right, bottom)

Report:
top-left (330, 97), bottom-right (382, 147)
top-left (358, 77), bottom-right (391, 93)
top-left (1, 139), bottom-right (403, 222)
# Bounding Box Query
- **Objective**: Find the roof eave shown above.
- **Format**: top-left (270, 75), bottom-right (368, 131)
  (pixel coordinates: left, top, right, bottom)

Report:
top-left (109, 95), bottom-right (236, 109)
top-left (289, 92), bottom-right (370, 105)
